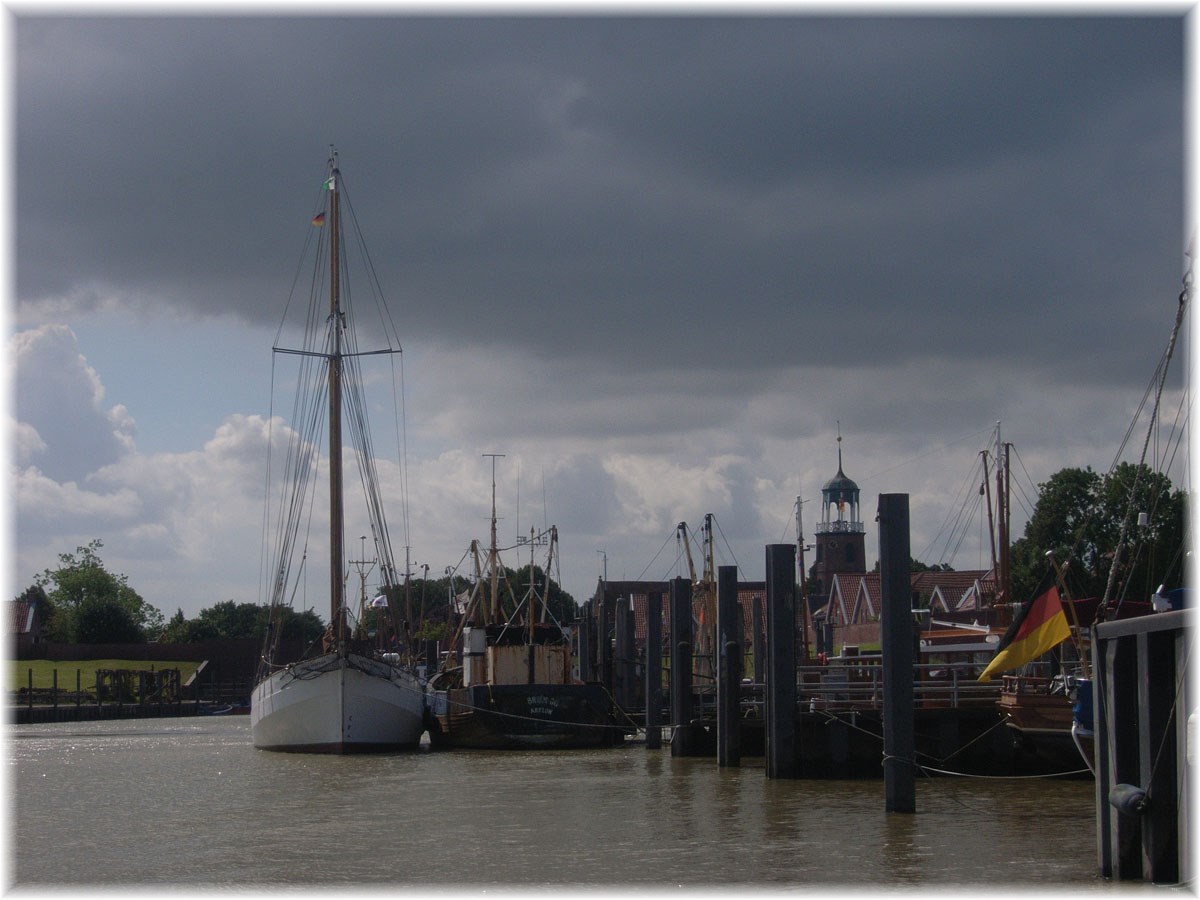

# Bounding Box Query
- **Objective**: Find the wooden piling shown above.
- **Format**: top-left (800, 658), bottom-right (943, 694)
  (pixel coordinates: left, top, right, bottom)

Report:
top-left (615, 596), bottom-right (634, 709)
top-left (717, 565), bottom-right (742, 767)
top-left (765, 543), bottom-right (797, 778)
top-left (879, 493), bottom-right (915, 813)
top-left (578, 600), bottom-right (593, 682)
top-left (599, 593), bottom-right (614, 695)
top-left (752, 594), bottom-right (765, 686)
top-left (669, 576), bottom-right (694, 757)
top-left (645, 589), bottom-right (663, 749)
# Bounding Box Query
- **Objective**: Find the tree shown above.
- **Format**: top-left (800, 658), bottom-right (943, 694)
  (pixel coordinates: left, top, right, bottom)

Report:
top-left (194, 600), bottom-right (267, 639)
top-left (33, 540), bottom-right (164, 642)
top-left (161, 608), bottom-right (219, 643)
top-left (508, 563), bottom-right (578, 625)
top-left (1008, 464), bottom-right (1186, 604)
top-left (74, 596), bottom-right (144, 643)
top-left (276, 607), bottom-right (325, 642)
top-left (162, 602), bottom-right (324, 644)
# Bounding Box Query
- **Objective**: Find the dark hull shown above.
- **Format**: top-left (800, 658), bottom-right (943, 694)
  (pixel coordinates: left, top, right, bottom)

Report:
top-left (429, 683), bottom-right (626, 750)
top-left (1003, 721), bottom-right (1093, 773)
top-left (997, 676), bottom-right (1092, 774)
top-left (672, 707), bottom-right (1083, 777)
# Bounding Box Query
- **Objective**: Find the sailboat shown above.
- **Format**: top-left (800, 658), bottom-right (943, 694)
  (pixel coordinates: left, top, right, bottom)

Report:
top-left (991, 252), bottom-right (1191, 773)
top-left (251, 150), bottom-right (426, 753)
top-left (426, 460), bottom-right (625, 749)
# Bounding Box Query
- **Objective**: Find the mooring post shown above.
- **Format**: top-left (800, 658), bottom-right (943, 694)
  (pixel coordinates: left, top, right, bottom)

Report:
top-left (1138, 628), bottom-right (1179, 883)
top-left (599, 592), bottom-right (614, 695)
top-left (615, 596), bottom-right (633, 710)
top-left (1099, 626), bottom-right (1143, 878)
top-left (645, 589), bottom-right (663, 749)
top-left (669, 576), bottom-right (694, 757)
top-left (577, 600), bottom-right (592, 682)
top-left (717, 565), bottom-right (742, 767)
top-left (879, 492), bottom-right (915, 813)
top-left (752, 595), bottom-right (765, 686)
top-left (765, 544), bottom-right (797, 778)
top-left (424, 639), bottom-right (439, 677)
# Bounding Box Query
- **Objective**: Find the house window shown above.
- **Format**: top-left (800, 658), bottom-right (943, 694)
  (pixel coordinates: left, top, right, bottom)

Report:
top-left (846, 544), bottom-right (856, 564)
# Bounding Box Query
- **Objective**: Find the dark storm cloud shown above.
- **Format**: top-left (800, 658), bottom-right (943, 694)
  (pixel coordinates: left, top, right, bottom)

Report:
top-left (16, 15), bottom-right (1184, 386)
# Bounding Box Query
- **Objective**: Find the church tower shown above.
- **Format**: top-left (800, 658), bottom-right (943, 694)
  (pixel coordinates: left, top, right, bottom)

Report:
top-left (811, 428), bottom-right (867, 597)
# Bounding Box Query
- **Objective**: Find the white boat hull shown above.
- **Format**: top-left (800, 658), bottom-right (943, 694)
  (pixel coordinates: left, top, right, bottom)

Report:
top-left (251, 652), bottom-right (425, 753)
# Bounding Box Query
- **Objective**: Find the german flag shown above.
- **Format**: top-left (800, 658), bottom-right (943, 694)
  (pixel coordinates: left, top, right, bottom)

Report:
top-left (977, 585), bottom-right (1071, 682)
top-left (311, 212), bottom-right (326, 227)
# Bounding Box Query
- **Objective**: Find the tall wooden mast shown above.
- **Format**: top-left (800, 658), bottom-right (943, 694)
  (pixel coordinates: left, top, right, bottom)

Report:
top-left (327, 151), bottom-right (346, 644)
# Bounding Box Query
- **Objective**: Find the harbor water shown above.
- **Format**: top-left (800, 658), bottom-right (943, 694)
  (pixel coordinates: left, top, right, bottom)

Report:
top-left (11, 716), bottom-right (1109, 889)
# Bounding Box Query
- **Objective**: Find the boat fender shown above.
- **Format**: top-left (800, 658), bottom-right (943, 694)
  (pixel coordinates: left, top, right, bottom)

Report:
top-left (1189, 707), bottom-right (1199, 767)
top-left (1107, 783), bottom-right (1149, 816)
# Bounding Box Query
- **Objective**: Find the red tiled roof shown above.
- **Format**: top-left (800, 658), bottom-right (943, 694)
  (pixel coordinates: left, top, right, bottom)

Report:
top-left (817, 569), bottom-right (995, 625)
top-left (10, 599), bottom-right (36, 635)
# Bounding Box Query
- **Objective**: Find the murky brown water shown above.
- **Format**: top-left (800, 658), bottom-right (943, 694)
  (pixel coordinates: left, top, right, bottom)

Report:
top-left (11, 716), bottom-right (1110, 888)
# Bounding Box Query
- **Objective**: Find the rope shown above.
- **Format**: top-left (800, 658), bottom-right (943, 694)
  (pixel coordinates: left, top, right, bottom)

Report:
top-left (813, 707), bottom-right (1092, 777)
top-left (904, 759), bottom-right (1092, 779)
top-left (936, 712), bottom-right (1009, 763)
top-left (1139, 633), bottom-right (1195, 805)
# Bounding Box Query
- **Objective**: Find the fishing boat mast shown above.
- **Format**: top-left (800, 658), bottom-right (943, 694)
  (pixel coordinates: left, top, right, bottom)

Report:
top-left (484, 453), bottom-right (504, 625)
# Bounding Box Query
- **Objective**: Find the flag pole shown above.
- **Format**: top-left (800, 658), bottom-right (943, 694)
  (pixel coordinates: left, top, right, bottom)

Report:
top-left (1045, 550), bottom-right (1090, 680)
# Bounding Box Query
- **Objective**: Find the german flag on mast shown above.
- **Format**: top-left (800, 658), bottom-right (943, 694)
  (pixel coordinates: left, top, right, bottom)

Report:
top-left (977, 584), bottom-right (1071, 682)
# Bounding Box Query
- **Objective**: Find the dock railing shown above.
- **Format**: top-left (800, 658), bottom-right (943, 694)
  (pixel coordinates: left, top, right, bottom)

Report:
top-left (726, 659), bottom-right (1001, 716)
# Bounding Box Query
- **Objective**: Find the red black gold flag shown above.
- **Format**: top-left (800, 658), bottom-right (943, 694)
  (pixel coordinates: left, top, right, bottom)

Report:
top-left (311, 212), bottom-right (326, 226)
top-left (977, 585), bottom-right (1071, 682)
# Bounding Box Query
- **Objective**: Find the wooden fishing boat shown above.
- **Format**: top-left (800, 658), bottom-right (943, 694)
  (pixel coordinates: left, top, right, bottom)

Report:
top-left (427, 462), bottom-right (625, 750)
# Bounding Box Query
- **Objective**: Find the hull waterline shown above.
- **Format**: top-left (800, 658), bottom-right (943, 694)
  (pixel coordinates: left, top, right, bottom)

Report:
top-left (428, 682), bottom-right (625, 750)
top-left (251, 652), bottom-right (425, 753)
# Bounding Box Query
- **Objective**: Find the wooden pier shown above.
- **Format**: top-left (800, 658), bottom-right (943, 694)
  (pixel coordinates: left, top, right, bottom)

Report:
top-left (1093, 607), bottom-right (1193, 884)
top-left (581, 576), bottom-right (1062, 777)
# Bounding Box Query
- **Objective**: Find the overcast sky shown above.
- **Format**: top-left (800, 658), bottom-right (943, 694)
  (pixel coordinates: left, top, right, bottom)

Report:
top-left (9, 11), bottom-right (1190, 624)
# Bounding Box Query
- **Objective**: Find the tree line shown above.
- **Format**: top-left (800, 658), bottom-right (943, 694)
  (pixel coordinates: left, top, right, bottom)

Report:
top-left (17, 539), bottom-right (582, 646)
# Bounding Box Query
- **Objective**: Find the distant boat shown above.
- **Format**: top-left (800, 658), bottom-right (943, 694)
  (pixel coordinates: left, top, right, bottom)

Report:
top-left (427, 463), bottom-right (626, 750)
top-left (251, 150), bottom-right (425, 753)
